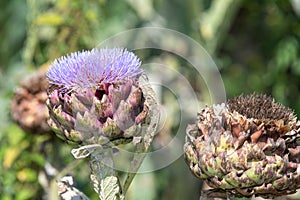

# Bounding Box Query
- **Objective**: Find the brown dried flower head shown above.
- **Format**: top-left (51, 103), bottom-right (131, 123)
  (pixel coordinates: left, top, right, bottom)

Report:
top-left (184, 93), bottom-right (300, 198)
top-left (11, 70), bottom-right (52, 134)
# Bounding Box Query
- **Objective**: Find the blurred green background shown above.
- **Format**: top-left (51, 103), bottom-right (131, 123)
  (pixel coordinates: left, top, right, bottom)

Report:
top-left (1, 0), bottom-right (300, 199)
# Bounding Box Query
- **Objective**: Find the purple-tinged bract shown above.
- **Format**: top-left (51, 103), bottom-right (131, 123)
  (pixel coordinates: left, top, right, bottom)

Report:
top-left (47, 48), bottom-right (142, 91)
top-left (46, 48), bottom-right (153, 145)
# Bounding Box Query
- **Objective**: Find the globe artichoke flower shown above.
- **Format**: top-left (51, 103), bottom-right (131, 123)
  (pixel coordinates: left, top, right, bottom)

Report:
top-left (184, 94), bottom-right (300, 199)
top-left (46, 48), bottom-right (150, 145)
top-left (11, 69), bottom-right (51, 134)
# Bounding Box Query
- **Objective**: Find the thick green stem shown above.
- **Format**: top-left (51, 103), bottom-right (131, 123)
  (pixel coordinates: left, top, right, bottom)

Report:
top-left (89, 148), bottom-right (124, 200)
top-left (71, 144), bottom-right (124, 200)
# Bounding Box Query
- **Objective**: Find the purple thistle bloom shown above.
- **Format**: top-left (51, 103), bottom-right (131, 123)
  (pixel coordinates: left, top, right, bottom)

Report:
top-left (46, 47), bottom-right (151, 144)
top-left (47, 48), bottom-right (142, 91)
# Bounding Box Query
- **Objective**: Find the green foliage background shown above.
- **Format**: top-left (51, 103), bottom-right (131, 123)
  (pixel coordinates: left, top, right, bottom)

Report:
top-left (0, 0), bottom-right (299, 199)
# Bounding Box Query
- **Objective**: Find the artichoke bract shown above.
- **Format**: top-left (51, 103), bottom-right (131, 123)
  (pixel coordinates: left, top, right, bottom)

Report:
top-left (184, 94), bottom-right (300, 198)
top-left (46, 48), bottom-right (150, 145)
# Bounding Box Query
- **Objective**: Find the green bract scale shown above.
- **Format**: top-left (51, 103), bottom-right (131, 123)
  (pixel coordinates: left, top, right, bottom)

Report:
top-left (184, 94), bottom-right (300, 198)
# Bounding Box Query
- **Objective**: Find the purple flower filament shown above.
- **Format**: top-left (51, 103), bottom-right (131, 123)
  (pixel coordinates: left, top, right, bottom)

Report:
top-left (47, 48), bottom-right (142, 91)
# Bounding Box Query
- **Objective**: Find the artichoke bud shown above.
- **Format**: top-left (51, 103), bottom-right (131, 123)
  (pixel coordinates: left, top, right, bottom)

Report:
top-left (184, 94), bottom-right (300, 198)
top-left (46, 48), bottom-right (153, 145)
